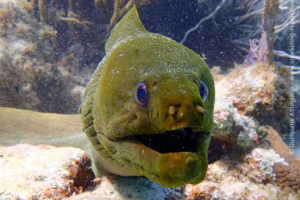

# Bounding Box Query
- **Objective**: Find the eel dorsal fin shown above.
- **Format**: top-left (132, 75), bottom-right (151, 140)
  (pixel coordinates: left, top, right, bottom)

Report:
top-left (105, 5), bottom-right (147, 53)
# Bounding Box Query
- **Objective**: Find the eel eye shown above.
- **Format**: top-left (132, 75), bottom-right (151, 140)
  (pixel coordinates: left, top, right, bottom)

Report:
top-left (135, 81), bottom-right (147, 106)
top-left (199, 80), bottom-right (208, 102)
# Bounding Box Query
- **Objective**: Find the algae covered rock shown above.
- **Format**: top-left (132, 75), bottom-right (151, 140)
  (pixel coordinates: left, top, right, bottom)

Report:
top-left (0, 144), bottom-right (94, 200)
top-left (0, 0), bottom-right (95, 113)
top-left (209, 63), bottom-right (290, 162)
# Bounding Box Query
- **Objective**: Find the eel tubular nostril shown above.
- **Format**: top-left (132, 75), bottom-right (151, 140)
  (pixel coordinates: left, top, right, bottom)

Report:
top-left (195, 105), bottom-right (205, 114)
top-left (168, 105), bottom-right (176, 116)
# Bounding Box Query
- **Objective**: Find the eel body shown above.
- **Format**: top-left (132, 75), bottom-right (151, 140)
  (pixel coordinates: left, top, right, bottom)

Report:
top-left (0, 107), bottom-right (86, 149)
top-left (80, 5), bottom-right (215, 187)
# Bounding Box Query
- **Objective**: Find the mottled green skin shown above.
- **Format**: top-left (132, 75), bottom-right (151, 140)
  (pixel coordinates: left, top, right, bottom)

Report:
top-left (80, 6), bottom-right (215, 187)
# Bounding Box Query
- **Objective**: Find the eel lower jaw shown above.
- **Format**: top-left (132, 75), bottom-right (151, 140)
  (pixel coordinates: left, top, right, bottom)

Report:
top-left (98, 127), bottom-right (210, 187)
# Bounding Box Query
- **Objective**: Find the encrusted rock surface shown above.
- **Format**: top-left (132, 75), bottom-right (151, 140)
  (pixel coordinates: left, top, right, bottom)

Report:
top-left (1, 143), bottom-right (298, 200)
top-left (209, 63), bottom-right (290, 162)
top-left (0, 145), bottom-right (184, 200)
top-left (0, 143), bottom-right (183, 200)
top-left (67, 176), bottom-right (184, 200)
top-left (0, 63), bottom-right (298, 200)
top-left (185, 147), bottom-right (299, 200)
top-left (0, 0), bottom-right (95, 113)
top-left (268, 127), bottom-right (300, 191)
top-left (185, 126), bottom-right (300, 200)
top-left (0, 144), bottom-right (94, 200)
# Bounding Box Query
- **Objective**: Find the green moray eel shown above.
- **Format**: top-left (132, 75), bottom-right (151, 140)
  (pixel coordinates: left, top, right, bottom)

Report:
top-left (80, 5), bottom-right (215, 187)
top-left (0, 5), bottom-right (214, 188)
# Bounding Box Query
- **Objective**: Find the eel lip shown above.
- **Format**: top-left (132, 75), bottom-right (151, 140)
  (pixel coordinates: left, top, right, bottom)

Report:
top-left (125, 127), bottom-right (210, 154)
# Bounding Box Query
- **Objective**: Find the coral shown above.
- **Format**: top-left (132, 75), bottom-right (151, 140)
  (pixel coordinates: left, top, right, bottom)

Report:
top-left (245, 37), bottom-right (267, 64)
top-left (273, 0), bottom-right (300, 66)
top-left (213, 62), bottom-right (290, 138)
top-left (245, 0), bottom-right (279, 66)
top-left (27, 0), bottom-right (109, 69)
top-left (108, 0), bottom-right (135, 28)
top-left (178, 0), bottom-right (299, 68)
top-left (274, 1), bottom-right (300, 34)
top-left (91, 0), bottom-right (298, 70)
top-left (23, 0), bottom-right (300, 71)
top-left (174, 0), bottom-right (263, 68)
top-left (241, 0), bottom-right (300, 67)
top-left (247, 147), bottom-right (288, 181)
top-left (30, 0), bottom-right (164, 45)
top-left (262, 0), bottom-right (279, 65)
top-left (0, 0), bottom-right (94, 113)
top-left (1, 0), bottom-right (296, 116)
top-left (59, 11), bottom-right (94, 31)
top-left (267, 127), bottom-right (300, 191)
top-left (180, 0), bottom-right (227, 44)
top-left (1, 0), bottom-right (181, 113)
top-left (209, 61), bottom-right (291, 164)
top-left (212, 106), bottom-right (258, 149)
top-left (94, 0), bottom-right (171, 28)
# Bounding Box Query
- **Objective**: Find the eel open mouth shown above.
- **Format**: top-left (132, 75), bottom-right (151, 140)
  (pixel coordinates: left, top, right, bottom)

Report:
top-left (127, 128), bottom-right (208, 154)
top-left (98, 127), bottom-right (210, 187)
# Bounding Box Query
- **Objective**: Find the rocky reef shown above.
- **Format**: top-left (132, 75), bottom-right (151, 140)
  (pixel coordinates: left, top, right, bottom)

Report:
top-left (0, 0), bottom-right (299, 200)
top-left (0, 62), bottom-right (299, 200)
top-left (211, 62), bottom-right (289, 153)
top-left (0, 0), bottom-right (98, 113)
top-left (1, 130), bottom-right (299, 200)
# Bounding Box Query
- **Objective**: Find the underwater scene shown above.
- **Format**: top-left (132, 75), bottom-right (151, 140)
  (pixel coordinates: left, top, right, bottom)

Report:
top-left (0, 0), bottom-right (299, 199)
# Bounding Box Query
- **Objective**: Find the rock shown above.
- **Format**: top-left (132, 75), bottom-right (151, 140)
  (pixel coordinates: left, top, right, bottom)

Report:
top-left (1, 144), bottom-right (296, 200)
top-left (0, 141), bottom-right (183, 200)
top-left (0, 144), bottom-right (94, 200)
top-left (267, 127), bottom-right (300, 191)
top-left (209, 63), bottom-right (290, 162)
top-left (66, 176), bottom-right (184, 200)
top-left (185, 147), bottom-right (300, 200)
